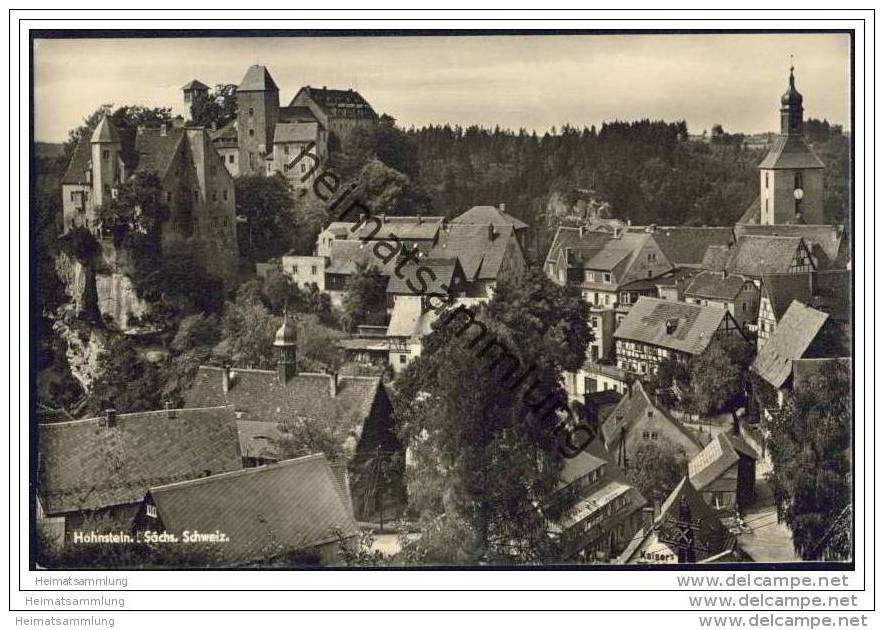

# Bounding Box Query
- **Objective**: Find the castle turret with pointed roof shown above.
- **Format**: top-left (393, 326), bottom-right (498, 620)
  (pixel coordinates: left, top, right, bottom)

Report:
top-left (757, 65), bottom-right (825, 225)
top-left (236, 64), bottom-right (280, 175)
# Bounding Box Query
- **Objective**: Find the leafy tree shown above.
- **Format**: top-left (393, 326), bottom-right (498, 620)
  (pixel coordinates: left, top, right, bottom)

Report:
top-left (626, 438), bottom-right (687, 505)
top-left (64, 104), bottom-right (172, 159)
top-left (766, 362), bottom-right (851, 561)
top-left (393, 269), bottom-right (590, 564)
top-left (213, 294), bottom-right (281, 370)
top-left (86, 336), bottom-right (163, 414)
top-left (340, 262), bottom-right (388, 332)
top-left (274, 412), bottom-right (349, 462)
top-left (188, 84), bottom-right (237, 130)
top-left (234, 173), bottom-right (296, 260)
top-left (689, 335), bottom-right (751, 415)
top-left (96, 171), bottom-right (168, 235)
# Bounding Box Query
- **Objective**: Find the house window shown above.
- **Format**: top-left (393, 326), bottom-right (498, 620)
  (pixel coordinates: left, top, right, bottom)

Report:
top-left (102, 149), bottom-right (110, 160)
top-left (399, 354), bottom-right (408, 364)
top-left (604, 272), bottom-right (612, 283)
top-left (223, 189), bottom-right (228, 201)
top-left (248, 107), bottom-right (254, 116)
top-left (794, 172), bottom-right (803, 189)
top-left (292, 265), bottom-right (298, 274)
top-left (249, 129), bottom-right (255, 137)
top-left (146, 504), bottom-right (157, 518)
top-left (228, 154), bottom-right (235, 164)
top-left (69, 191), bottom-right (77, 201)
top-left (311, 265), bottom-right (317, 275)
top-left (193, 190), bottom-right (198, 201)
top-left (648, 252), bottom-right (656, 263)
top-left (300, 163), bottom-right (307, 174)
top-left (284, 145), bottom-right (290, 155)
top-left (591, 317), bottom-right (599, 328)
top-left (765, 172), bottom-right (769, 189)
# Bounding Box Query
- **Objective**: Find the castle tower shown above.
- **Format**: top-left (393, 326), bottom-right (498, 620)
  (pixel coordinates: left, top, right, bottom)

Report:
top-left (273, 312), bottom-right (297, 384)
top-left (758, 66), bottom-right (825, 225)
top-left (90, 116), bottom-right (122, 209)
top-left (181, 79), bottom-right (209, 104)
top-left (236, 64), bottom-right (280, 175)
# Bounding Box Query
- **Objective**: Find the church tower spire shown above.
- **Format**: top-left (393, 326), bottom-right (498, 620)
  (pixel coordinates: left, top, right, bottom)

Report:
top-left (780, 62), bottom-right (804, 136)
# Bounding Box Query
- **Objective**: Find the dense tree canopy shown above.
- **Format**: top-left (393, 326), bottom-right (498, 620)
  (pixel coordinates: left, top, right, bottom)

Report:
top-left (392, 269), bottom-right (591, 563)
top-left (188, 84), bottom-right (237, 130)
top-left (235, 173), bottom-right (296, 260)
top-left (626, 438), bottom-right (688, 505)
top-left (766, 362), bottom-right (852, 561)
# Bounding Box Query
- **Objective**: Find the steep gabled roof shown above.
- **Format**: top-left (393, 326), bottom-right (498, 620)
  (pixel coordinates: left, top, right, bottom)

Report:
top-left (386, 258), bottom-right (462, 295)
top-left (148, 454), bottom-right (358, 566)
top-left (639, 227), bottom-right (735, 267)
top-left (133, 127), bottom-right (186, 178)
top-left (436, 223), bottom-right (521, 282)
top-left (614, 297), bottom-right (733, 355)
top-left (758, 134), bottom-right (825, 170)
top-left (38, 406), bottom-right (242, 515)
top-left (184, 367), bottom-right (383, 454)
top-left (451, 205), bottom-right (529, 230)
top-left (689, 432), bottom-right (757, 491)
top-left (237, 65), bottom-right (279, 92)
top-left (91, 116), bottom-right (121, 143)
top-left (737, 196), bottom-right (761, 225)
top-left (734, 224), bottom-right (845, 269)
top-left (277, 105), bottom-right (319, 123)
top-left (350, 216), bottom-right (444, 242)
top-left (752, 300), bottom-right (829, 388)
top-left (61, 137), bottom-right (93, 185)
top-left (273, 121), bottom-right (320, 144)
top-left (600, 381), bottom-right (702, 451)
top-left (684, 271), bottom-right (754, 301)
top-left (725, 235), bottom-right (812, 276)
top-left (293, 86), bottom-right (377, 119)
top-left (761, 272), bottom-right (814, 320)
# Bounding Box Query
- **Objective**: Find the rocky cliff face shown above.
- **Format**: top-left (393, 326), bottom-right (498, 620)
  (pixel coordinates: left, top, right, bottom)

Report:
top-left (52, 318), bottom-right (108, 392)
top-left (54, 244), bottom-right (149, 331)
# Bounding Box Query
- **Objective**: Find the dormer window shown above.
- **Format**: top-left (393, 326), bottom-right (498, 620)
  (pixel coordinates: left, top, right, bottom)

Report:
top-left (146, 504), bottom-right (157, 518)
top-left (665, 318), bottom-right (678, 334)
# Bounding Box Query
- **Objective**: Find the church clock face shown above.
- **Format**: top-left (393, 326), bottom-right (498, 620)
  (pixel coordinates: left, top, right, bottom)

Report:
top-left (794, 187), bottom-right (805, 200)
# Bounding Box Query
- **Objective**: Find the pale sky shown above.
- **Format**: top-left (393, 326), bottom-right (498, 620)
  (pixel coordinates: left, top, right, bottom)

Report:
top-left (33, 32), bottom-right (851, 142)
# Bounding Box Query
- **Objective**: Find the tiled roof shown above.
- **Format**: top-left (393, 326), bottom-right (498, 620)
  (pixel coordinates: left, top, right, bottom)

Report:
top-left (38, 406), bottom-right (242, 515)
top-left (236, 420), bottom-right (285, 461)
top-left (294, 86), bottom-right (377, 119)
top-left (277, 106), bottom-right (318, 123)
top-left (181, 79), bottom-right (209, 91)
top-left (752, 301), bottom-right (829, 388)
top-left (148, 454), bottom-right (358, 566)
top-left (184, 367), bottom-right (382, 452)
top-left (237, 65), bottom-right (279, 92)
top-left (273, 121), bottom-right (320, 144)
top-left (734, 224), bottom-right (844, 269)
top-left (436, 223), bottom-right (521, 281)
top-left (61, 137), bottom-right (93, 185)
top-left (689, 431), bottom-right (757, 491)
top-left (545, 226), bottom-right (611, 265)
top-left (761, 273), bottom-right (813, 320)
top-left (758, 134), bottom-right (825, 170)
top-left (133, 127), bottom-right (186, 177)
top-left (386, 258), bottom-right (461, 295)
top-left (451, 205), bottom-right (529, 230)
top-left (684, 271), bottom-right (753, 301)
top-left (614, 297), bottom-right (732, 355)
top-left (701, 245), bottom-right (732, 273)
top-left (600, 381), bottom-right (702, 451)
top-left (350, 216), bottom-right (444, 242)
top-left (637, 227), bottom-right (735, 267)
top-left (725, 235), bottom-right (810, 277)
top-left (210, 120), bottom-right (238, 143)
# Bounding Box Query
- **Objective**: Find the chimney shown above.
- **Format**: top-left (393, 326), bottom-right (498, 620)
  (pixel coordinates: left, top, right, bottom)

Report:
top-left (102, 408), bottom-right (117, 428)
top-left (160, 123), bottom-right (168, 137)
top-left (329, 371), bottom-right (338, 398)
top-left (417, 213), bottom-right (422, 224)
top-left (499, 203), bottom-right (506, 214)
top-left (627, 219), bottom-right (632, 227)
top-left (579, 225), bottom-right (585, 238)
top-left (488, 224), bottom-right (496, 241)
top-left (380, 213), bottom-right (387, 224)
top-left (222, 366), bottom-right (231, 394)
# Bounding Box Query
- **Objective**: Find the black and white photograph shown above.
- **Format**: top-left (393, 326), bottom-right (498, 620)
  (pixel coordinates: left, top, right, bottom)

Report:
top-left (29, 28), bottom-right (855, 572)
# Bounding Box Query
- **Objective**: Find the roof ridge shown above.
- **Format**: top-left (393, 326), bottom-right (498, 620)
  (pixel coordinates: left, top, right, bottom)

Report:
top-left (150, 453), bottom-right (328, 493)
top-left (39, 405), bottom-right (234, 427)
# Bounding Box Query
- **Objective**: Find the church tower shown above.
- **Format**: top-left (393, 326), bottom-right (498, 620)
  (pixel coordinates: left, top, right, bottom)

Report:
top-left (273, 312), bottom-right (297, 384)
top-left (236, 65), bottom-right (280, 176)
top-left (758, 66), bottom-right (825, 225)
top-left (90, 116), bottom-right (122, 209)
